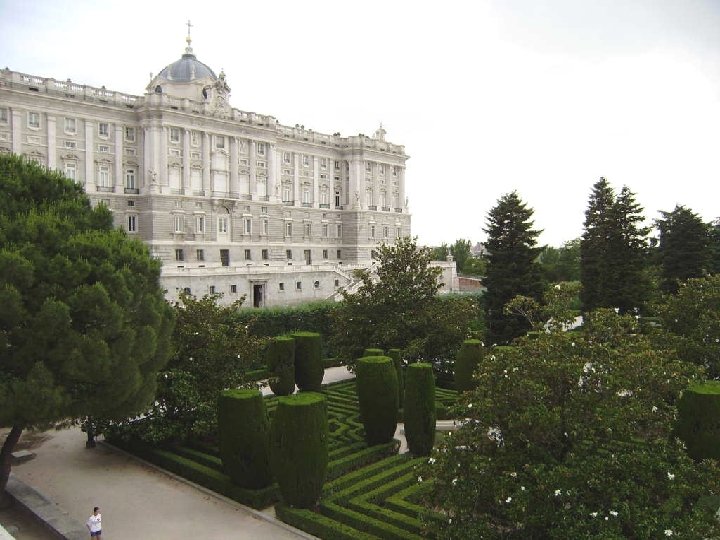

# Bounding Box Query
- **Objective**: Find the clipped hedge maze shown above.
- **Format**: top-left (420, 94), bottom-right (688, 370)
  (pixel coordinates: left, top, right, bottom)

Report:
top-left (277, 454), bottom-right (441, 540)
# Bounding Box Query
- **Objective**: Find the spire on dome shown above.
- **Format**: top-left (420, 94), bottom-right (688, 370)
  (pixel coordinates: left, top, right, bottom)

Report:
top-left (185, 19), bottom-right (194, 55)
top-left (374, 122), bottom-right (387, 141)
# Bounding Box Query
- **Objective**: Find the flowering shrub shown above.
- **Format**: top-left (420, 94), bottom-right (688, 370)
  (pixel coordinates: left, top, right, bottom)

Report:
top-left (424, 309), bottom-right (720, 538)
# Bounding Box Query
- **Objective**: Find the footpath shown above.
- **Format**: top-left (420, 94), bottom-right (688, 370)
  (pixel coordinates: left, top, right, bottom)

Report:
top-left (2, 367), bottom-right (355, 540)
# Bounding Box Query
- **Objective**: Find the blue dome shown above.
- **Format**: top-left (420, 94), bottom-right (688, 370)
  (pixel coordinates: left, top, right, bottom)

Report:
top-left (157, 53), bottom-right (216, 82)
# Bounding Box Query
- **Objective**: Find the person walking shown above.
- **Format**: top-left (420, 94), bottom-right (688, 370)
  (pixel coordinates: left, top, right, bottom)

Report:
top-left (86, 506), bottom-right (102, 537)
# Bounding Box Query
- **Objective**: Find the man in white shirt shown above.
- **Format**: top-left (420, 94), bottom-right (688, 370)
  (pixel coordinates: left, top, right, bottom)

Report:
top-left (86, 506), bottom-right (102, 538)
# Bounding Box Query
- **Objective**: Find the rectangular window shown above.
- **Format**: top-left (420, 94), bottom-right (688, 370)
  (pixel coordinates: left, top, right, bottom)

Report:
top-left (169, 148), bottom-right (182, 157)
top-left (392, 166), bottom-right (398, 177)
top-left (396, 227), bottom-right (401, 239)
top-left (283, 186), bottom-right (291, 202)
top-left (125, 169), bottom-right (136, 189)
top-left (320, 158), bottom-right (327, 169)
top-left (209, 285), bottom-right (216, 294)
top-left (304, 223), bottom-right (311, 236)
top-left (283, 152), bottom-right (291, 164)
top-left (125, 147), bottom-right (136, 156)
top-left (383, 226), bottom-right (389, 238)
top-left (64, 117), bottom-right (76, 134)
top-left (169, 128), bottom-right (180, 143)
top-left (220, 249), bottom-right (230, 267)
top-left (27, 112), bottom-right (40, 129)
top-left (0, 108), bottom-right (8, 123)
top-left (127, 215), bottom-right (137, 233)
top-left (370, 225), bottom-right (376, 239)
top-left (124, 127), bottom-right (135, 142)
top-left (335, 279), bottom-right (340, 287)
top-left (175, 249), bottom-right (185, 261)
top-left (322, 224), bottom-right (329, 237)
top-left (196, 249), bottom-right (205, 261)
top-left (279, 282), bottom-right (285, 291)
top-left (285, 222), bottom-right (292, 236)
top-left (230, 284), bottom-right (237, 293)
top-left (64, 140), bottom-right (76, 149)
top-left (379, 164), bottom-right (385, 175)
top-left (191, 131), bottom-right (199, 146)
top-left (262, 249), bottom-right (269, 260)
top-left (98, 145), bottom-right (109, 153)
top-left (334, 160), bottom-right (340, 171)
top-left (173, 215), bottom-right (184, 233)
top-left (337, 249), bottom-right (342, 259)
top-left (336, 224), bottom-right (342, 238)
top-left (216, 135), bottom-right (225, 149)
top-left (244, 249), bottom-right (251, 260)
top-left (196, 216), bottom-right (205, 233)
top-left (257, 161), bottom-right (266, 168)
top-left (244, 217), bottom-right (252, 234)
top-left (296, 281), bottom-right (302, 290)
top-left (262, 219), bottom-right (268, 235)
top-left (365, 162), bottom-right (372, 173)
top-left (218, 217), bottom-right (229, 234)
top-left (323, 249), bottom-right (328, 259)
top-left (183, 287), bottom-right (191, 295)
top-left (257, 142), bottom-right (265, 156)
top-left (286, 249), bottom-right (292, 260)
top-left (64, 162), bottom-right (76, 180)
top-left (302, 154), bottom-right (309, 167)
top-left (98, 122), bottom-right (109, 137)
top-left (97, 165), bottom-right (111, 187)
top-left (302, 189), bottom-right (310, 204)
top-left (335, 191), bottom-right (341, 208)
top-left (127, 200), bottom-right (135, 207)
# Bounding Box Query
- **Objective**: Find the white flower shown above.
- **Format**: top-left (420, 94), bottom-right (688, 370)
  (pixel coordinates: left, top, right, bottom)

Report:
top-left (448, 518), bottom-right (452, 524)
top-left (590, 512), bottom-right (598, 518)
top-left (467, 403), bottom-right (473, 409)
top-left (506, 496), bottom-right (512, 503)
top-left (610, 510), bottom-right (618, 517)
top-left (509, 472), bottom-right (517, 478)
top-left (428, 458), bottom-right (436, 465)
top-left (667, 472), bottom-right (675, 481)
top-left (652, 405), bottom-right (658, 413)
top-left (554, 489), bottom-right (562, 496)
top-left (451, 478), bottom-right (458, 486)
top-left (417, 476), bottom-right (423, 483)
top-left (521, 486), bottom-right (525, 491)
top-left (664, 530), bottom-right (673, 537)
top-left (617, 389), bottom-right (633, 397)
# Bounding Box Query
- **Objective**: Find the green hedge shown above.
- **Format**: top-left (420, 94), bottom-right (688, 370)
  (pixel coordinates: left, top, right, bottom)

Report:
top-left (363, 348), bottom-right (384, 357)
top-left (270, 392), bottom-right (329, 508)
top-left (455, 339), bottom-right (483, 392)
top-left (404, 363), bottom-right (436, 456)
top-left (356, 356), bottom-right (399, 445)
top-left (292, 331), bottom-right (324, 391)
top-left (676, 381), bottom-right (720, 461)
top-left (276, 503), bottom-right (376, 540)
top-left (387, 348), bottom-right (404, 409)
top-left (266, 336), bottom-right (296, 396)
top-left (218, 389), bottom-right (272, 489)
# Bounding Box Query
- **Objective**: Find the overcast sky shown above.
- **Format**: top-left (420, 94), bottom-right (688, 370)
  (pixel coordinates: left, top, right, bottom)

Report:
top-left (2, 0), bottom-right (719, 247)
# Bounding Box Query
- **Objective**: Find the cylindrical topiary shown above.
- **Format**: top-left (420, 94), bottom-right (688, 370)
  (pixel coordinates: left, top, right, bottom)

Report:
top-left (676, 381), bottom-right (720, 461)
top-left (404, 363), bottom-right (436, 456)
top-left (266, 336), bottom-right (296, 396)
top-left (455, 339), bottom-right (483, 392)
top-left (356, 356), bottom-right (398, 445)
top-left (269, 392), bottom-right (328, 508)
top-left (363, 348), bottom-right (384, 357)
top-left (292, 331), bottom-right (323, 391)
top-left (218, 389), bottom-right (272, 488)
top-left (387, 348), bottom-right (404, 409)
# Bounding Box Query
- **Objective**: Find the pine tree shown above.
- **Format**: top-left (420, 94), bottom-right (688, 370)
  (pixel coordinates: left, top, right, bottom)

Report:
top-left (580, 178), bottom-right (649, 313)
top-left (483, 191), bottom-right (543, 345)
top-left (656, 205), bottom-right (710, 294)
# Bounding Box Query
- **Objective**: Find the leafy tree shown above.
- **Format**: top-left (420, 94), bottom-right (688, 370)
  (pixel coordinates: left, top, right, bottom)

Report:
top-left (462, 256), bottom-right (486, 277)
top-left (430, 243), bottom-right (449, 261)
top-left (656, 206), bottom-right (710, 294)
top-left (331, 237), bottom-right (471, 364)
top-left (110, 292), bottom-right (266, 443)
top-left (580, 178), bottom-right (649, 313)
top-left (425, 309), bottom-right (720, 538)
top-left (483, 191), bottom-right (543, 345)
top-left (0, 154), bottom-right (174, 503)
top-left (538, 239), bottom-right (581, 284)
top-left (450, 239), bottom-right (472, 274)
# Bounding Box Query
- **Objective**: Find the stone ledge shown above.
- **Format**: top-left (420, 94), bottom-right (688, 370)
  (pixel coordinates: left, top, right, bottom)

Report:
top-left (5, 475), bottom-right (86, 540)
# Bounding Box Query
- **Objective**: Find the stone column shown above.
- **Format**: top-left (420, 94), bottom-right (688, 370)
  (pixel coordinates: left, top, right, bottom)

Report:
top-left (267, 143), bottom-right (277, 202)
top-left (349, 156), bottom-right (363, 209)
top-left (114, 124), bottom-right (123, 192)
top-left (313, 156), bottom-right (320, 207)
top-left (229, 136), bottom-right (239, 198)
top-left (142, 126), bottom-right (151, 190)
top-left (159, 127), bottom-right (168, 187)
top-left (399, 166), bottom-right (406, 211)
top-left (11, 110), bottom-right (22, 154)
top-left (46, 115), bottom-right (56, 170)
top-left (293, 153), bottom-right (301, 205)
top-left (183, 129), bottom-right (191, 193)
top-left (202, 132), bottom-right (211, 195)
top-left (249, 140), bottom-right (257, 198)
top-left (85, 120), bottom-right (95, 191)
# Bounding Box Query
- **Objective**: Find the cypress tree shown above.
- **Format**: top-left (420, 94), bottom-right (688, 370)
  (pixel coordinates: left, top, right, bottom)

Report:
top-left (657, 206), bottom-right (710, 294)
top-left (483, 191), bottom-right (542, 345)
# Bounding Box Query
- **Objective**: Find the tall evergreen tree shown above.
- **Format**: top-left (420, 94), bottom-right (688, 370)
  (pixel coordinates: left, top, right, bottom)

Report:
top-left (709, 219), bottom-right (720, 275)
top-left (580, 178), bottom-right (649, 313)
top-left (656, 205), bottom-right (710, 294)
top-left (483, 191), bottom-right (542, 345)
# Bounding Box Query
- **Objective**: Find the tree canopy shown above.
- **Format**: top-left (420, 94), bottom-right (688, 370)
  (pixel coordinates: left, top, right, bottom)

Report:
top-left (0, 154), bottom-right (174, 499)
top-left (483, 191), bottom-right (543, 345)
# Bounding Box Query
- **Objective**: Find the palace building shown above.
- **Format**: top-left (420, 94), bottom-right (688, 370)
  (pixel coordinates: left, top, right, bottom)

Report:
top-left (0, 32), bottom-right (456, 306)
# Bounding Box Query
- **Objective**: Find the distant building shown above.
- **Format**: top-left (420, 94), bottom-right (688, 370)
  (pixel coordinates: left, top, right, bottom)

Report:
top-left (0, 31), bottom-right (418, 306)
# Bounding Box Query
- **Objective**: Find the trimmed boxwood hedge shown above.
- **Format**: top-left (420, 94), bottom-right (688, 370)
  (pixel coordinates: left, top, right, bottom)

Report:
top-left (387, 348), bottom-right (404, 409)
top-left (676, 381), bottom-right (720, 461)
top-left (270, 392), bottom-right (329, 508)
top-left (455, 339), bottom-right (483, 392)
top-left (363, 348), bottom-right (384, 357)
top-left (218, 389), bottom-right (272, 488)
top-left (404, 363), bottom-right (436, 456)
top-left (266, 336), bottom-right (296, 396)
top-left (292, 331), bottom-right (324, 391)
top-left (356, 356), bottom-right (399, 445)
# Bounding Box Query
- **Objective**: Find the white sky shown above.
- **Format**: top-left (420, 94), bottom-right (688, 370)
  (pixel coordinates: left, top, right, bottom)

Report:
top-left (1, 0), bottom-right (719, 247)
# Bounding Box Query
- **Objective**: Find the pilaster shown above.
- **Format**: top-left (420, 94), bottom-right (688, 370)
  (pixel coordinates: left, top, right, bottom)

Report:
top-left (85, 120), bottom-right (94, 191)
top-left (313, 156), bottom-right (320, 207)
top-left (267, 143), bottom-right (277, 202)
top-left (183, 129), bottom-right (191, 193)
top-left (202, 132), bottom-right (211, 195)
top-left (249, 140), bottom-right (257, 198)
top-left (293, 153), bottom-right (301, 205)
top-left (46, 115), bottom-right (56, 170)
top-left (229, 136), bottom-right (239, 197)
top-left (114, 124), bottom-right (123, 191)
top-left (11, 110), bottom-right (22, 154)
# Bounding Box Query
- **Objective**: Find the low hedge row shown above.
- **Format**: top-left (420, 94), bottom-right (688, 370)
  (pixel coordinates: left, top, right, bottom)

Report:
top-left (275, 503), bottom-right (377, 540)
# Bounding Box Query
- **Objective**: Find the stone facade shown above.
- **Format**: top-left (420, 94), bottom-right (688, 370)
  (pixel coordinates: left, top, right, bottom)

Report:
top-left (0, 35), bottom-right (424, 306)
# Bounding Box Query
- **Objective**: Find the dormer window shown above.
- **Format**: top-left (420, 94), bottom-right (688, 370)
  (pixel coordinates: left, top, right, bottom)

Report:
top-left (155, 85), bottom-right (162, 94)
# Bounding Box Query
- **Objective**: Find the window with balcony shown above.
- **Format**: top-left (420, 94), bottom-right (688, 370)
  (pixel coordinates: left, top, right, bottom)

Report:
top-left (218, 216), bottom-right (229, 234)
top-left (174, 215), bottom-right (184, 233)
top-left (64, 162), bottom-right (76, 181)
top-left (285, 222), bottom-right (292, 236)
top-left (97, 165), bottom-right (111, 188)
top-left (244, 217), bottom-right (252, 234)
top-left (125, 168), bottom-right (136, 190)
top-left (196, 216), bottom-right (205, 234)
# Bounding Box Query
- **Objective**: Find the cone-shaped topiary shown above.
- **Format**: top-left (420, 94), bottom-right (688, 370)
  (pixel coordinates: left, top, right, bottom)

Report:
top-left (218, 389), bottom-right (273, 489)
top-left (455, 339), bottom-right (483, 392)
top-left (356, 356), bottom-right (398, 445)
top-left (266, 336), bottom-right (296, 396)
top-left (387, 348), bottom-right (404, 409)
top-left (404, 363), bottom-right (436, 456)
top-left (291, 331), bottom-right (323, 391)
top-left (269, 392), bottom-right (328, 508)
top-left (363, 348), bottom-right (384, 357)
top-left (676, 381), bottom-right (720, 461)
